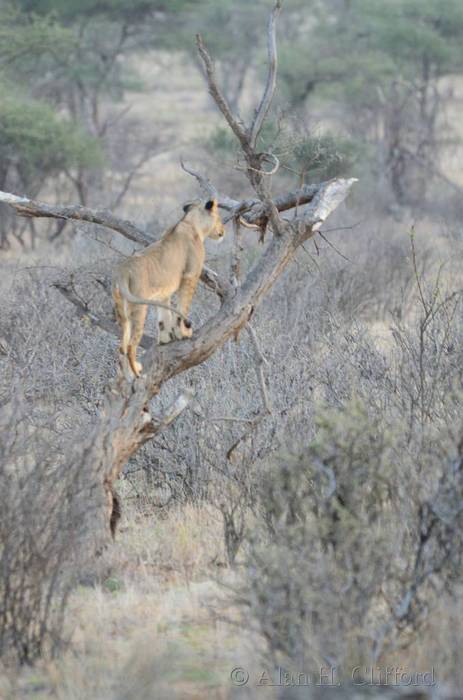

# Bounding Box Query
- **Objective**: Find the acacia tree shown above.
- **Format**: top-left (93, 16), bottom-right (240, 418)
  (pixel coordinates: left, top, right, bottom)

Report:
top-left (279, 0), bottom-right (463, 206)
top-left (0, 5), bottom-right (102, 246)
top-left (0, 0), bottom-right (192, 225)
top-left (0, 2), bottom-right (355, 536)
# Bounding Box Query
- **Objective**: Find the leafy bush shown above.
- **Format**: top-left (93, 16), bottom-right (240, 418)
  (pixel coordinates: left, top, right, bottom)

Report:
top-left (206, 124), bottom-right (360, 184)
top-left (289, 132), bottom-right (361, 182)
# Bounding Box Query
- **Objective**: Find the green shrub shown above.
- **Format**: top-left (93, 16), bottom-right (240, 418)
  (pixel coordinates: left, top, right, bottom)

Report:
top-left (0, 88), bottom-right (102, 186)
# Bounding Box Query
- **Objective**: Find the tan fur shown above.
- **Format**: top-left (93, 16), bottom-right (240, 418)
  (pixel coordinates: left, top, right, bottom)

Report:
top-left (112, 199), bottom-right (224, 376)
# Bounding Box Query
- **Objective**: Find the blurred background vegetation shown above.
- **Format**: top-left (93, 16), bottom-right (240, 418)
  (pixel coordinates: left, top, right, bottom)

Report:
top-left (2, 0), bottom-right (463, 244)
top-left (1, 1), bottom-right (463, 698)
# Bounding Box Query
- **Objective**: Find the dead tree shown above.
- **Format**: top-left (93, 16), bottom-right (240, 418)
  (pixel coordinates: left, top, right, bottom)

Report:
top-left (0, 2), bottom-right (356, 537)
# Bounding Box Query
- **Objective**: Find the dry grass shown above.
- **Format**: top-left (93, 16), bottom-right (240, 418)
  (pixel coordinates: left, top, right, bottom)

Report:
top-left (0, 502), bottom-right (256, 700)
top-left (1, 504), bottom-right (462, 700)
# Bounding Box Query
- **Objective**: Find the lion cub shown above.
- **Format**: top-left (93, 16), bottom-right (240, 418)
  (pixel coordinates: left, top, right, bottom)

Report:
top-left (112, 199), bottom-right (224, 376)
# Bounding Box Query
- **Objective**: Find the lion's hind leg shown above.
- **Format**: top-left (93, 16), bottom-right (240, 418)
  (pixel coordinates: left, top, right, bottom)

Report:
top-left (114, 287), bottom-right (131, 357)
top-left (175, 275), bottom-right (197, 340)
top-left (127, 304), bottom-right (147, 377)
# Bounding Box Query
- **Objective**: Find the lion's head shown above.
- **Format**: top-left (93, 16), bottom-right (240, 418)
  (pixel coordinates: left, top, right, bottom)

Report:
top-left (182, 199), bottom-right (224, 240)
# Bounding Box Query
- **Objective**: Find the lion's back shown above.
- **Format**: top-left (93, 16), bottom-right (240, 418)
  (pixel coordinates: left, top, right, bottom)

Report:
top-left (116, 234), bottom-right (186, 296)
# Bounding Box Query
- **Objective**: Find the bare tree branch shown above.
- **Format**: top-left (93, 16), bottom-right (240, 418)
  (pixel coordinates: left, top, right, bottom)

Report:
top-left (246, 324), bottom-right (272, 415)
top-left (0, 190), bottom-right (151, 246)
top-left (249, 1), bottom-right (282, 148)
top-left (293, 178), bottom-right (359, 235)
top-left (52, 281), bottom-right (154, 350)
top-left (201, 265), bottom-right (231, 301)
top-left (196, 34), bottom-right (250, 154)
top-left (179, 163), bottom-right (343, 232)
top-left (0, 179), bottom-right (342, 249)
top-left (231, 217), bottom-right (244, 286)
top-left (237, 182), bottom-right (323, 226)
top-left (226, 413), bottom-right (267, 462)
top-left (150, 389), bottom-right (196, 431)
top-left (317, 231), bottom-right (351, 262)
top-left (180, 158), bottom-right (219, 200)
top-left (233, 152), bottom-right (280, 176)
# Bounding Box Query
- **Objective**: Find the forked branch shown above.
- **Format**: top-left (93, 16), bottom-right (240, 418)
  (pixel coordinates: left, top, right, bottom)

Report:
top-left (196, 0), bottom-right (282, 188)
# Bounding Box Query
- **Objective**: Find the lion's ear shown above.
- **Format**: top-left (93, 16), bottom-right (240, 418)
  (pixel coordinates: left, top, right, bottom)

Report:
top-left (205, 199), bottom-right (216, 211)
top-left (183, 202), bottom-right (194, 213)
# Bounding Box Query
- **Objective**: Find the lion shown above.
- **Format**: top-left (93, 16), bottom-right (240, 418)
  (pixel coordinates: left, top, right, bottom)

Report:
top-left (112, 198), bottom-right (224, 376)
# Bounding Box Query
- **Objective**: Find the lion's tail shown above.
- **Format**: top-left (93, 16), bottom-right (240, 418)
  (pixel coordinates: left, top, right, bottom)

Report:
top-left (116, 277), bottom-right (186, 321)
